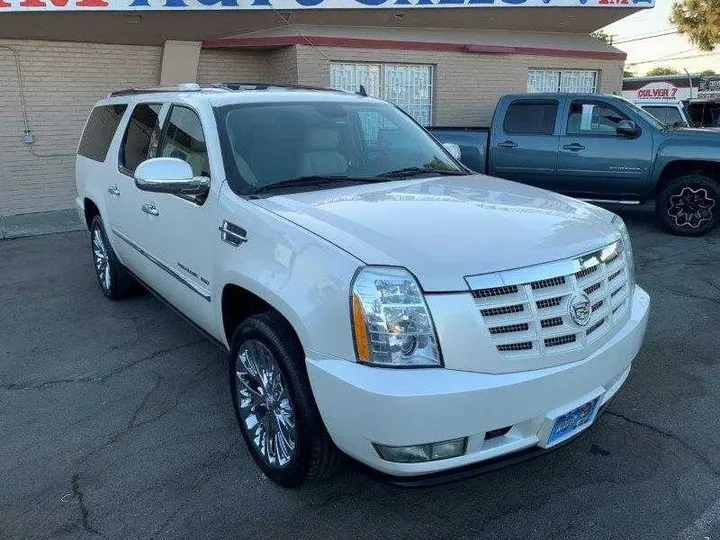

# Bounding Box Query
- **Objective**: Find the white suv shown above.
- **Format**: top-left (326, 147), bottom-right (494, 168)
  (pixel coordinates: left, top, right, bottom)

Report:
top-left (75, 83), bottom-right (650, 487)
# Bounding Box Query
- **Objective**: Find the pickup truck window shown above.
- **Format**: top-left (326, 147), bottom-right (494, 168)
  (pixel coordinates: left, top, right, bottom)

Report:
top-left (215, 101), bottom-right (461, 194)
top-left (503, 100), bottom-right (558, 135)
top-left (159, 105), bottom-right (209, 178)
top-left (119, 103), bottom-right (162, 174)
top-left (567, 101), bottom-right (629, 136)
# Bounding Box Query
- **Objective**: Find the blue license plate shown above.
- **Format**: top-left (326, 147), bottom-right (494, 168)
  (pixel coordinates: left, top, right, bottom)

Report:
top-left (548, 397), bottom-right (600, 445)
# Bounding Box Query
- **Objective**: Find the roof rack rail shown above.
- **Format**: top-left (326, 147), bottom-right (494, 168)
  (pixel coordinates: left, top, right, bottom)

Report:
top-left (213, 82), bottom-right (345, 93)
top-left (109, 82), bottom-right (202, 97)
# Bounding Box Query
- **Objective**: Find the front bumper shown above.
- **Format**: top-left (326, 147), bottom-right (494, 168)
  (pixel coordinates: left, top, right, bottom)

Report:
top-left (307, 286), bottom-right (650, 477)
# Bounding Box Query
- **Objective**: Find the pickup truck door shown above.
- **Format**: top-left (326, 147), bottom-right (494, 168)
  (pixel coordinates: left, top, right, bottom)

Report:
top-left (556, 99), bottom-right (653, 198)
top-left (133, 103), bottom-right (219, 335)
top-left (105, 101), bottom-right (165, 282)
top-left (488, 98), bottom-right (561, 188)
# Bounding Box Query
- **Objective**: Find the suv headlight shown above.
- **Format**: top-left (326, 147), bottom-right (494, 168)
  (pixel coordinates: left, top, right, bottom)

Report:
top-left (350, 267), bottom-right (442, 367)
top-left (611, 214), bottom-right (635, 289)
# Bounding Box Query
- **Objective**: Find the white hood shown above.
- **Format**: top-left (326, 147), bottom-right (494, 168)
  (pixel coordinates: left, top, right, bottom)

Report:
top-left (251, 176), bottom-right (619, 292)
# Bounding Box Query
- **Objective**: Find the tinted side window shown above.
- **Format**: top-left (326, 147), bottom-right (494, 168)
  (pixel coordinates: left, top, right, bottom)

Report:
top-left (120, 103), bottom-right (162, 174)
top-left (567, 101), bottom-right (629, 135)
top-left (503, 101), bottom-right (558, 135)
top-left (78, 104), bottom-right (127, 162)
top-left (159, 106), bottom-right (209, 177)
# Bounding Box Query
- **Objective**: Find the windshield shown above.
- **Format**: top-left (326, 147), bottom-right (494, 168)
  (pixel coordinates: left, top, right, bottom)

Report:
top-left (214, 100), bottom-right (463, 194)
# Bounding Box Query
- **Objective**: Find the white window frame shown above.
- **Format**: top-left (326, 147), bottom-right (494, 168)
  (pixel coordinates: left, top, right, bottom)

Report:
top-left (330, 62), bottom-right (434, 126)
top-left (527, 69), bottom-right (599, 94)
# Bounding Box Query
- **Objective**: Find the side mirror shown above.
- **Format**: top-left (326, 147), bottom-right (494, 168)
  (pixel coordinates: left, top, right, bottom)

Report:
top-left (442, 142), bottom-right (462, 160)
top-left (616, 120), bottom-right (641, 138)
top-left (134, 157), bottom-right (209, 197)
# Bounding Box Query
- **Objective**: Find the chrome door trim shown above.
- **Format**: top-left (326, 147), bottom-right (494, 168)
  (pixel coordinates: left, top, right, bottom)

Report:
top-left (112, 228), bottom-right (211, 302)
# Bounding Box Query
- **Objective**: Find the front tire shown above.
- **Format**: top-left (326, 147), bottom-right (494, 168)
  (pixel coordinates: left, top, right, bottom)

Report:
top-left (89, 215), bottom-right (138, 300)
top-left (229, 312), bottom-right (342, 487)
top-left (656, 174), bottom-right (719, 236)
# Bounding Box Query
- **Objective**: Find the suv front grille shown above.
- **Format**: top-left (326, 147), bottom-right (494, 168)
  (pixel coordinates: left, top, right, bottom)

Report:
top-left (469, 240), bottom-right (631, 359)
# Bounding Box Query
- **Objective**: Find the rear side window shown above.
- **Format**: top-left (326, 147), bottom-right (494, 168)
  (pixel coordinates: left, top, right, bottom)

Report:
top-left (78, 104), bottom-right (127, 162)
top-left (503, 101), bottom-right (558, 135)
top-left (120, 103), bottom-right (162, 174)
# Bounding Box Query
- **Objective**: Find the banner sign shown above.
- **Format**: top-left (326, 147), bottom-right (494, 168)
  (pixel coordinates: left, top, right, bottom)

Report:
top-left (622, 81), bottom-right (694, 102)
top-left (0, 0), bottom-right (654, 11)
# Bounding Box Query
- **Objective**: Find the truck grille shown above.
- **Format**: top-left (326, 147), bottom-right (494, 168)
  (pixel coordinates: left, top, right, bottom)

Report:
top-left (469, 240), bottom-right (631, 359)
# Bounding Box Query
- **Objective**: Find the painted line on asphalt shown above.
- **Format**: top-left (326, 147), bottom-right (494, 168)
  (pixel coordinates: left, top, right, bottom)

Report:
top-left (677, 499), bottom-right (720, 540)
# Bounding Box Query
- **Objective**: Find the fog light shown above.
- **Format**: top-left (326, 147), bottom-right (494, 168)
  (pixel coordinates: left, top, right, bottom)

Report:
top-left (373, 437), bottom-right (467, 463)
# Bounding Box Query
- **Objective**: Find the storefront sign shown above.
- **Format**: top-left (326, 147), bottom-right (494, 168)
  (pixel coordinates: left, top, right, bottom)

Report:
top-left (699, 76), bottom-right (720, 95)
top-left (0, 0), bottom-right (654, 10)
top-left (622, 81), bottom-right (693, 101)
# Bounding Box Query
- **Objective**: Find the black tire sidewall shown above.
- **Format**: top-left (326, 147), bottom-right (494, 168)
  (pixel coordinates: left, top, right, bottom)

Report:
top-left (229, 314), bottom-right (320, 488)
top-left (657, 175), bottom-right (720, 236)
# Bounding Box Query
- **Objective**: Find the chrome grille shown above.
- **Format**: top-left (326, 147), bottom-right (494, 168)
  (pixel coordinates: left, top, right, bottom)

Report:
top-left (481, 304), bottom-right (524, 317)
top-left (469, 239), bottom-right (632, 358)
top-left (474, 285), bottom-right (518, 298)
top-left (536, 296), bottom-right (563, 309)
top-left (545, 334), bottom-right (577, 348)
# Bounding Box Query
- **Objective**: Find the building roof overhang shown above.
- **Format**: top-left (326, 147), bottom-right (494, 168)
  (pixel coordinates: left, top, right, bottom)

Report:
top-left (0, 1), bottom-right (652, 46)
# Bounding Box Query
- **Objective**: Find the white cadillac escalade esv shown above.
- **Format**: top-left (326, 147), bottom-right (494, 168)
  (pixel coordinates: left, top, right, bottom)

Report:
top-left (75, 83), bottom-right (650, 487)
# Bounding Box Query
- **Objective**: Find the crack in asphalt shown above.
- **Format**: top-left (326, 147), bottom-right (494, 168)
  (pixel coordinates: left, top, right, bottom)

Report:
top-left (606, 410), bottom-right (720, 477)
top-left (0, 339), bottom-right (204, 391)
top-left (72, 473), bottom-right (100, 536)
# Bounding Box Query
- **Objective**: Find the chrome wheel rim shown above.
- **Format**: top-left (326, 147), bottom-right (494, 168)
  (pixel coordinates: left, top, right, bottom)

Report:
top-left (92, 227), bottom-right (111, 291)
top-left (668, 187), bottom-right (716, 229)
top-left (235, 340), bottom-right (296, 468)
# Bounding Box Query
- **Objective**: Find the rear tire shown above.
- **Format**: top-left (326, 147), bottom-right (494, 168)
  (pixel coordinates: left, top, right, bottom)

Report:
top-left (89, 215), bottom-right (138, 300)
top-left (229, 311), bottom-right (343, 488)
top-left (656, 174), bottom-right (719, 236)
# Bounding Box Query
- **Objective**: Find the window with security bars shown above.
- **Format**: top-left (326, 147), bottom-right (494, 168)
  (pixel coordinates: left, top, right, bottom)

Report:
top-left (527, 69), bottom-right (598, 94)
top-left (330, 62), bottom-right (433, 126)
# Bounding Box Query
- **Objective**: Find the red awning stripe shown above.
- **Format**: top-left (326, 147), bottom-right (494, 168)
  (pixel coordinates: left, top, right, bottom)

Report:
top-left (202, 35), bottom-right (627, 61)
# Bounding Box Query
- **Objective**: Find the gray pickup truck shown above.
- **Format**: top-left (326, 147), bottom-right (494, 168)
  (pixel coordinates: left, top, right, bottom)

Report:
top-left (429, 93), bottom-right (720, 236)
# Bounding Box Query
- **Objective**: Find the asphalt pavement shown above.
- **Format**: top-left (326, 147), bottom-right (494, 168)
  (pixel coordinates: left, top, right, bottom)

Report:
top-left (1, 206), bottom-right (719, 540)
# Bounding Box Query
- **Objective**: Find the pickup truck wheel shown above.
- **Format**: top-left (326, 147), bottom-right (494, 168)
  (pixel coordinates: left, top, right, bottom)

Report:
top-left (656, 175), bottom-right (719, 236)
top-left (229, 312), bottom-right (342, 487)
top-left (89, 215), bottom-right (138, 300)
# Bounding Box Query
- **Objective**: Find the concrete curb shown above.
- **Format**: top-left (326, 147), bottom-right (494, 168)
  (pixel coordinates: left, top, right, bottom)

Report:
top-left (0, 209), bottom-right (85, 240)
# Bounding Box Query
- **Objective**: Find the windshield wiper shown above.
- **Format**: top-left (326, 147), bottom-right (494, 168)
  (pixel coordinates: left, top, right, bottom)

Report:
top-left (378, 167), bottom-right (467, 179)
top-left (251, 175), bottom-right (385, 194)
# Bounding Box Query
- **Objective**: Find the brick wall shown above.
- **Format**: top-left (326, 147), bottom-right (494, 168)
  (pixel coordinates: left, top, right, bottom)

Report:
top-left (295, 45), bottom-right (623, 126)
top-left (196, 49), bottom-right (268, 86)
top-left (0, 40), bottom-right (160, 216)
top-left (267, 47), bottom-right (298, 85)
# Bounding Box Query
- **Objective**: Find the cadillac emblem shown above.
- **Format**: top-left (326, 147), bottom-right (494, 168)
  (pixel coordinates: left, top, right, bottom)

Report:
top-left (568, 293), bottom-right (592, 327)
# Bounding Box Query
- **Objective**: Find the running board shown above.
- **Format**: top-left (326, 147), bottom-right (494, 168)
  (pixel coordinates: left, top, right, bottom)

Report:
top-left (580, 199), bottom-right (642, 206)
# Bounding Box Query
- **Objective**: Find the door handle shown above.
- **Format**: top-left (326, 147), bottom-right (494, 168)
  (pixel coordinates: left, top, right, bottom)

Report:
top-left (563, 143), bottom-right (586, 152)
top-left (108, 185), bottom-right (121, 197)
top-left (141, 203), bottom-right (159, 217)
top-left (498, 141), bottom-right (518, 149)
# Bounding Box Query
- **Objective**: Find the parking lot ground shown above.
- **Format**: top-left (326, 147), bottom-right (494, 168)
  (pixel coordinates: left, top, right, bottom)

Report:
top-left (1, 206), bottom-right (719, 540)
